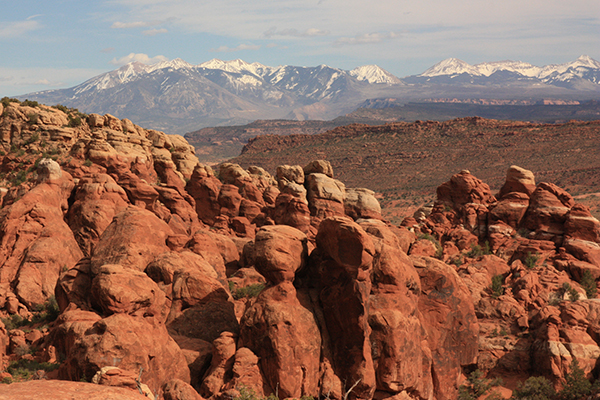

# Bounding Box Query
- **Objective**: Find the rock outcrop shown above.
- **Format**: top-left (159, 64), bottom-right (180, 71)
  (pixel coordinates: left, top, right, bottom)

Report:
top-left (3, 100), bottom-right (600, 399)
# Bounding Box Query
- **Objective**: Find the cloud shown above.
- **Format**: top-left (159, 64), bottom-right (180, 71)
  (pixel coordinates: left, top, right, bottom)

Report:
top-left (263, 27), bottom-right (330, 38)
top-left (0, 20), bottom-right (41, 38)
top-left (333, 32), bottom-right (399, 46)
top-left (111, 20), bottom-right (161, 29)
top-left (101, 47), bottom-right (115, 53)
top-left (143, 28), bottom-right (168, 36)
top-left (211, 44), bottom-right (261, 53)
top-left (109, 53), bottom-right (169, 66)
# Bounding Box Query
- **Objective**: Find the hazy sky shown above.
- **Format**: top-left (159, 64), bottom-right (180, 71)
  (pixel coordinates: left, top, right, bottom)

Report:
top-left (1, 0), bottom-right (599, 96)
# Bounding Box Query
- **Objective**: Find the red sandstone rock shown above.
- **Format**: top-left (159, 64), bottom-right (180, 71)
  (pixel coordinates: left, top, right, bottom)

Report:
top-left (497, 165), bottom-right (536, 199)
top-left (0, 160), bottom-right (83, 308)
top-left (162, 379), bottom-right (204, 400)
top-left (253, 225), bottom-right (308, 284)
top-left (272, 193), bottom-right (311, 233)
top-left (0, 380), bottom-right (150, 400)
top-left (55, 312), bottom-right (190, 392)
top-left (199, 331), bottom-right (237, 398)
top-left (90, 206), bottom-right (173, 274)
top-left (67, 173), bottom-right (130, 256)
top-left (91, 264), bottom-right (168, 322)
top-left (412, 256), bottom-right (479, 400)
top-left (186, 166), bottom-right (222, 225)
top-left (240, 282), bottom-right (321, 398)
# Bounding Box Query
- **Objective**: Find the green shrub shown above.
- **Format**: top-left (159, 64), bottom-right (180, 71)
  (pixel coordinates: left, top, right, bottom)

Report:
top-left (491, 275), bottom-right (504, 299)
top-left (458, 369), bottom-right (500, 400)
top-left (27, 113), bottom-right (38, 125)
top-left (561, 283), bottom-right (580, 302)
top-left (558, 358), bottom-right (591, 400)
top-left (524, 252), bottom-right (540, 269)
top-left (580, 270), bottom-right (597, 299)
top-left (52, 104), bottom-right (69, 113)
top-left (512, 376), bottom-right (556, 399)
top-left (230, 283), bottom-right (266, 300)
top-left (233, 385), bottom-right (279, 400)
top-left (7, 359), bottom-right (59, 382)
top-left (418, 233), bottom-right (443, 258)
top-left (68, 115), bottom-right (82, 127)
top-left (83, 159), bottom-right (93, 167)
top-left (21, 99), bottom-right (39, 108)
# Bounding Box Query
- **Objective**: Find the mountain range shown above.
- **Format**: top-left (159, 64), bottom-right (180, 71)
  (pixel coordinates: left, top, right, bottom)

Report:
top-left (17, 56), bottom-right (600, 134)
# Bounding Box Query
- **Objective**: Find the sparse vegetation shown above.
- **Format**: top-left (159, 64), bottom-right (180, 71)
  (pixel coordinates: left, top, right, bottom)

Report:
top-left (68, 114), bottom-right (82, 127)
top-left (83, 158), bottom-right (93, 167)
top-left (0, 296), bottom-right (60, 330)
top-left (7, 359), bottom-right (60, 382)
top-left (560, 282), bottom-right (580, 302)
top-left (512, 376), bottom-right (556, 399)
top-left (418, 233), bottom-right (443, 259)
top-left (524, 252), bottom-right (540, 269)
top-left (557, 358), bottom-right (591, 400)
top-left (458, 369), bottom-right (502, 400)
top-left (21, 99), bottom-right (39, 108)
top-left (580, 270), bottom-right (597, 299)
top-left (229, 282), bottom-right (266, 300)
top-left (491, 275), bottom-right (504, 299)
top-left (233, 385), bottom-right (280, 400)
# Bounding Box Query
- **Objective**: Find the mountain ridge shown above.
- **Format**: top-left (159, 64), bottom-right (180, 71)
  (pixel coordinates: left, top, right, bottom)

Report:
top-left (17, 55), bottom-right (600, 134)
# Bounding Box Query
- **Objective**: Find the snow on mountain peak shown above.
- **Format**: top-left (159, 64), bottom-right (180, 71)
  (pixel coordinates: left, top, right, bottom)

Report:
top-left (420, 58), bottom-right (482, 77)
top-left (145, 58), bottom-right (194, 73)
top-left (349, 65), bottom-right (401, 84)
top-left (199, 58), bottom-right (270, 76)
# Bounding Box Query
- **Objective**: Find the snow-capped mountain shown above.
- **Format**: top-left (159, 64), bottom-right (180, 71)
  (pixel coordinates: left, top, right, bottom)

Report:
top-left (417, 55), bottom-right (600, 88)
top-left (18, 55), bottom-right (600, 135)
top-left (349, 65), bottom-right (402, 84)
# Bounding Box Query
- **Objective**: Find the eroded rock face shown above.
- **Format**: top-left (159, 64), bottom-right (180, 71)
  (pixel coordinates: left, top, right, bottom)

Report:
top-left (6, 102), bottom-right (600, 399)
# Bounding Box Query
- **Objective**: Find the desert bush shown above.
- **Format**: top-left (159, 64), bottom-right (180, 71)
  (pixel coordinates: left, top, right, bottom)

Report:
top-left (7, 359), bottom-right (60, 382)
top-left (558, 358), bottom-right (591, 400)
top-left (512, 376), bottom-right (556, 399)
top-left (458, 369), bottom-right (501, 400)
top-left (560, 283), bottom-right (580, 302)
top-left (21, 99), bottom-right (39, 108)
top-left (233, 385), bottom-right (279, 400)
top-left (418, 233), bottom-right (443, 258)
top-left (491, 275), bottom-right (504, 299)
top-left (580, 270), bottom-right (597, 299)
top-left (68, 115), bottom-right (82, 127)
top-left (229, 283), bottom-right (266, 300)
top-left (27, 113), bottom-right (38, 125)
top-left (52, 104), bottom-right (69, 113)
top-left (524, 252), bottom-right (540, 269)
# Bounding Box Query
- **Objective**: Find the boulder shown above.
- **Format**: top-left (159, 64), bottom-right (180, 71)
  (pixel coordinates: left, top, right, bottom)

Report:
top-left (303, 159), bottom-right (334, 178)
top-left (497, 165), bottom-right (536, 199)
top-left (254, 225), bottom-right (308, 284)
top-left (90, 206), bottom-right (173, 274)
top-left (345, 188), bottom-right (382, 220)
top-left (56, 312), bottom-right (190, 392)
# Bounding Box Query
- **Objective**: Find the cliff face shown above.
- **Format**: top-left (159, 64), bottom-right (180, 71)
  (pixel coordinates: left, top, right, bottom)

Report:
top-left (1, 100), bottom-right (600, 399)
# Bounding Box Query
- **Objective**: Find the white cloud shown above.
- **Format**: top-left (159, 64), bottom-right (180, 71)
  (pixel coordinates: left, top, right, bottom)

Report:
top-left (101, 47), bottom-right (115, 53)
top-left (334, 32), bottom-right (399, 46)
top-left (111, 20), bottom-right (160, 29)
top-left (0, 20), bottom-right (41, 38)
top-left (211, 44), bottom-right (261, 53)
top-left (109, 53), bottom-right (169, 66)
top-left (143, 28), bottom-right (168, 36)
top-left (263, 27), bottom-right (330, 38)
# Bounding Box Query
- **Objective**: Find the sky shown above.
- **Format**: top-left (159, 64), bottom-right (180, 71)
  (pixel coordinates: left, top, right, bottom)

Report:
top-left (1, 0), bottom-right (599, 96)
